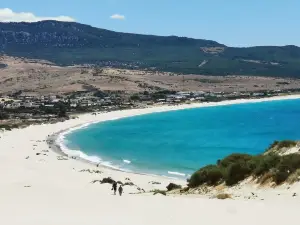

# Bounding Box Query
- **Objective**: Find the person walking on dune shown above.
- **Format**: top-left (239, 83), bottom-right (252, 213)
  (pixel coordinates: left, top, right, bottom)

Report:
top-left (112, 182), bottom-right (117, 195)
top-left (118, 185), bottom-right (123, 196)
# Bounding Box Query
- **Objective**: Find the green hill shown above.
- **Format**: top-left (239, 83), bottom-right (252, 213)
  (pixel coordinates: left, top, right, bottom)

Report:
top-left (1, 21), bottom-right (300, 77)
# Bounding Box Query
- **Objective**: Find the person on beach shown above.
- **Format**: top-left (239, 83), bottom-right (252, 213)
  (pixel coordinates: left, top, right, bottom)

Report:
top-left (112, 182), bottom-right (117, 195)
top-left (118, 185), bottom-right (123, 196)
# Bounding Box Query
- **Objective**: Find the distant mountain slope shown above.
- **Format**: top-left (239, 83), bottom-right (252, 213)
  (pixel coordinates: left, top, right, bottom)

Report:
top-left (1, 21), bottom-right (300, 77)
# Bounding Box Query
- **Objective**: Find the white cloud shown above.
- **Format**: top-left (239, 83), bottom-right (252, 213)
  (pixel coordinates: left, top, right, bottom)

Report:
top-left (110, 14), bottom-right (125, 20)
top-left (0, 8), bottom-right (75, 22)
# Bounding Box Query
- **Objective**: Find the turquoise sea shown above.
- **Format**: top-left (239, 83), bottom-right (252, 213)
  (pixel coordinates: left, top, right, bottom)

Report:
top-left (63, 99), bottom-right (300, 178)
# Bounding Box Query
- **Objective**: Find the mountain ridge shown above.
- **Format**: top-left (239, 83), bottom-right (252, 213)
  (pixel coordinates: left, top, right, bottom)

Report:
top-left (1, 20), bottom-right (300, 77)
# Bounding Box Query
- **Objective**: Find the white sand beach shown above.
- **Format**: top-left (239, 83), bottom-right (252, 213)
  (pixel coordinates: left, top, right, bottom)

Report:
top-left (1, 95), bottom-right (300, 225)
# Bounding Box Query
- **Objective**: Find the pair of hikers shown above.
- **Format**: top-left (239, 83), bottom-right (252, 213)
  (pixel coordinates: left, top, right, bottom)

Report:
top-left (112, 182), bottom-right (123, 196)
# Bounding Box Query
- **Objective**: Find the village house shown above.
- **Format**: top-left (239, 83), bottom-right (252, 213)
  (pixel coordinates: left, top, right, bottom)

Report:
top-left (16, 113), bottom-right (33, 120)
top-left (193, 91), bottom-right (206, 96)
top-left (252, 92), bottom-right (265, 97)
top-left (70, 103), bottom-right (78, 108)
top-left (11, 101), bottom-right (22, 109)
top-left (22, 101), bottom-right (33, 108)
top-left (80, 100), bottom-right (93, 107)
top-left (44, 104), bottom-right (55, 108)
top-left (195, 96), bottom-right (205, 101)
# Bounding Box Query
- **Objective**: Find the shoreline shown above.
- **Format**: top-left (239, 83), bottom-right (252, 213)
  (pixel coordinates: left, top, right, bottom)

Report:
top-left (47, 130), bottom-right (185, 180)
top-left (51, 94), bottom-right (300, 179)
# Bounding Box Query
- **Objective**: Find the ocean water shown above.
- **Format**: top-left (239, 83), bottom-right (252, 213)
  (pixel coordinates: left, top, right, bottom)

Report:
top-left (63, 99), bottom-right (300, 178)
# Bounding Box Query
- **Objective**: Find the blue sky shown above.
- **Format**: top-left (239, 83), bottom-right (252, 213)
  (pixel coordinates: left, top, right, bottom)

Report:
top-left (1, 0), bottom-right (300, 47)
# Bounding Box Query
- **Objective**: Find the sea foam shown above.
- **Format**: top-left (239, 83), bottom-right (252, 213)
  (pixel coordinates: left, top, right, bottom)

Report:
top-left (168, 171), bottom-right (186, 177)
top-left (56, 128), bottom-right (118, 168)
top-left (123, 159), bottom-right (131, 164)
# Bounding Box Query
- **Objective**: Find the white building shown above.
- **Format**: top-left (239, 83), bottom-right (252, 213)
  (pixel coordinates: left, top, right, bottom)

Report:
top-left (11, 102), bottom-right (21, 109)
top-left (23, 101), bottom-right (33, 108)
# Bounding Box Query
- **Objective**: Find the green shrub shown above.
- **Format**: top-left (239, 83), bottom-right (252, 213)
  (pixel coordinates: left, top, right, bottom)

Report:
top-left (219, 154), bottom-right (253, 168)
top-left (279, 154), bottom-right (300, 173)
top-left (0, 125), bottom-right (11, 130)
top-left (253, 154), bottom-right (280, 176)
top-left (100, 177), bottom-right (115, 184)
top-left (277, 140), bottom-right (297, 149)
top-left (266, 140), bottom-right (297, 152)
top-left (188, 165), bottom-right (223, 187)
top-left (0, 112), bottom-right (9, 120)
top-left (0, 124), bottom-right (20, 130)
top-left (153, 189), bottom-right (167, 196)
top-left (246, 156), bottom-right (261, 171)
top-left (273, 171), bottom-right (289, 184)
top-left (180, 187), bottom-right (190, 193)
top-left (188, 141), bottom-right (300, 188)
top-left (266, 141), bottom-right (279, 151)
top-left (166, 183), bottom-right (182, 191)
top-left (130, 94), bottom-right (140, 101)
top-left (287, 169), bottom-right (300, 184)
top-left (225, 162), bottom-right (252, 186)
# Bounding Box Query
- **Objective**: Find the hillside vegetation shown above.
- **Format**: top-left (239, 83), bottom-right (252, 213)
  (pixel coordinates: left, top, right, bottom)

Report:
top-left (1, 21), bottom-right (300, 77)
top-left (188, 140), bottom-right (300, 187)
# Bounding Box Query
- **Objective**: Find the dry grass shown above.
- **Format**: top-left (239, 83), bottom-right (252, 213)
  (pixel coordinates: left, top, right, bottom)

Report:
top-left (1, 56), bottom-right (300, 95)
top-left (214, 185), bottom-right (226, 192)
top-left (152, 189), bottom-right (167, 196)
top-left (215, 193), bottom-right (231, 200)
top-left (257, 172), bottom-right (274, 185)
top-left (287, 169), bottom-right (300, 184)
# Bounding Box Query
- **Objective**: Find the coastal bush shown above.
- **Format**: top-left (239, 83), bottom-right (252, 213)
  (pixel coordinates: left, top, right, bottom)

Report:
top-left (93, 90), bottom-right (107, 98)
top-left (225, 162), bottom-right (252, 186)
top-left (57, 102), bottom-right (68, 118)
top-left (246, 156), bottom-right (262, 171)
top-left (253, 154), bottom-right (280, 176)
top-left (266, 141), bottom-right (279, 151)
top-left (166, 183), bottom-right (182, 191)
top-left (188, 165), bottom-right (223, 187)
top-left (266, 140), bottom-right (297, 152)
top-left (181, 187), bottom-right (190, 193)
top-left (0, 124), bottom-right (19, 130)
top-left (0, 112), bottom-right (9, 120)
top-left (273, 171), bottom-right (289, 184)
top-left (100, 177), bottom-right (115, 184)
top-left (124, 182), bottom-right (135, 186)
top-left (277, 140), bottom-right (297, 149)
top-left (0, 125), bottom-right (11, 130)
top-left (287, 169), bottom-right (300, 184)
top-left (255, 154), bottom-right (300, 184)
top-left (130, 94), bottom-right (140, 101)
top-left (280, 154), bottom-right (300, 172)
top-left (153, 189), bottom-right (167, 196)
top-left (188, 140), bottom-right (300, 187)
top-left (219, 154), bottom-right (253, 168)
top-left (91, 180), bottom-right (102, 184)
